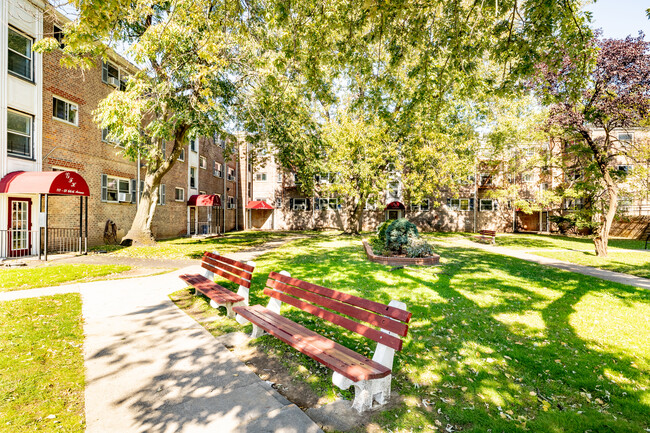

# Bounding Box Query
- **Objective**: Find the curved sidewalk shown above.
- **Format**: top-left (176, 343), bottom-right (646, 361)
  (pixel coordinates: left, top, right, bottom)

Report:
top-left (453, 238), bottom-right (650, 290)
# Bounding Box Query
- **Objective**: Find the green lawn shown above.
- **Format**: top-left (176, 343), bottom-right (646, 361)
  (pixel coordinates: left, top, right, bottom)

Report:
top-left (0, 294), bottom-right (85, 432)
top-left (0, 264), bottom-right (131, 292)
top-left (188, 233), bottom-right (649, 432)
top-left (94, 230), bottom-right (304, 260)
top-left (494, 233), bottom-right (644, 251)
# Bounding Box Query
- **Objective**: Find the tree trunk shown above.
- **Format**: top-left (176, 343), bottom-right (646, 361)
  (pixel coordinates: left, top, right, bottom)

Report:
top-left (121, 127), bottom-right (189, 246)
top-left (343, 197), bottom-right (365, 235)
top-left (593, 173), bottom-right (619, 257)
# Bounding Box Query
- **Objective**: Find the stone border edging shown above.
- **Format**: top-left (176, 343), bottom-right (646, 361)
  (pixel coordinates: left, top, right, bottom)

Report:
top-left (362, 240), bottom-right (440, 266)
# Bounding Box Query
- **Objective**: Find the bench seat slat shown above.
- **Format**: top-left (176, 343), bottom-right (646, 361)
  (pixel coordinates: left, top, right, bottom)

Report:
top-left (205, 252), bottom-right (254, 272)
top-left (201, 263), bottom-right (251, 288)
top-left (264, 287), bottom-right (403, 351)
top-left (233, 304), bottom-right (391, 382)
top-left (203, 254), bottom-right (253, 280)
top-left (269, 272), bottom-right (411, 323)
top-left (180, 274), bottom-right (244, 303)
top-left (266, 279), bottom-right (408, 337)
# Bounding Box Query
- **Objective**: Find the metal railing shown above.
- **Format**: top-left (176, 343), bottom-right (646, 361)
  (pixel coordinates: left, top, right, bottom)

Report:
top-left (0, 228), bottom-right (83, 259)
top-left (189, 221), bottom-right (220, 236)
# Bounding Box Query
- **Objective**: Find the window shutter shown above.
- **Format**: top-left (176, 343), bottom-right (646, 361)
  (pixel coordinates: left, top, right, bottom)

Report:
top-left (289, 198), bottom-right (294, 210)
top-left (130, 179), bottom-right (137, 203)
top-left (306, 198), bottom-right (311, 211)
top-left (494, 200), bottom-right (499, 211)
top-left (140, 181), bottom-right (144, 198)
top-left (101, 174), bottom-right (107, 202)
top-left (469, 198), bottom-right (475, 211)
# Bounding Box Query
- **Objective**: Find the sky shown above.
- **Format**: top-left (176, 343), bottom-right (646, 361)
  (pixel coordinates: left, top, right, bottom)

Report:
top-left (585, 0), bottom-right (650, 38)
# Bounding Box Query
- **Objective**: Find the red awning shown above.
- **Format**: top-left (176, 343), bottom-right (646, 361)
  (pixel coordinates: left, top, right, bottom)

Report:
top-left (0, 170), bottom-right (90, 196)
top-left (386, 201), bottom-right (405, 210)
top-left (246, 200), bottom-right (274, 210)
top-left (187, 194), bottom-right (221, 207)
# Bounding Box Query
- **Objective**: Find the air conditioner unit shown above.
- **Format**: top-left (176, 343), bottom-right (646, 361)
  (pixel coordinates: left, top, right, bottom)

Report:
top-left (107, 76), bottom-right (120, 88)
top-left (118, 192), bottom-right (131, 202)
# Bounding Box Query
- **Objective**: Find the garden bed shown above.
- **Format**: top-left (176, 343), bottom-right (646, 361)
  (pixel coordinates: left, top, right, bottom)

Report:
top-left (362, 239), bottom-right (440, 266)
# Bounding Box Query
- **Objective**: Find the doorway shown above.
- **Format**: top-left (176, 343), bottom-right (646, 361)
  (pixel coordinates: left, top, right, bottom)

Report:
top-left (8, 197), bottom-right (32, 257)
top-left (387, 210), bottom-right (402, 220)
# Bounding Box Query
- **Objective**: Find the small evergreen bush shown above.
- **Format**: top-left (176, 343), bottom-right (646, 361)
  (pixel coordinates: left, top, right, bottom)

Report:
top-left (377, 220), bottom-right (395, 243)
top-left (406, 238), bottom-right (434, 258)
top-left (385, 218), bottom-right (419, 253)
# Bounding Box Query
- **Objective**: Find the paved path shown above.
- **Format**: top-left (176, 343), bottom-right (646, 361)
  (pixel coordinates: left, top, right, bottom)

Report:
top-left (2, 236), bottom-right (322, 433)
top-left (451, 238), bottom-right (650, 290)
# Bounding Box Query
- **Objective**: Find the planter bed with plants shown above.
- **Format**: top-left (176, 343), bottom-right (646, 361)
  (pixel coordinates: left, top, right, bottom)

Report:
top-left (364, 218), bottom-right (440, 266)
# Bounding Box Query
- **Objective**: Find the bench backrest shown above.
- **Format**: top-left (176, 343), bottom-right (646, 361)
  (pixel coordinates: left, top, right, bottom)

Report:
top-left (201, 251), bottom-right (254, 289)
top-left (263, 271), bottom-right (411, 351)
top-left (479, 229), bottom-right (496, 236)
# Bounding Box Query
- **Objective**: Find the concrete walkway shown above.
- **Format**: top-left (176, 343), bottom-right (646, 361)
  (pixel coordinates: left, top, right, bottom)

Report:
top-left (452, 238), bottom-right (650, 290)
top-left (2, 236), bottom-right (322, 433)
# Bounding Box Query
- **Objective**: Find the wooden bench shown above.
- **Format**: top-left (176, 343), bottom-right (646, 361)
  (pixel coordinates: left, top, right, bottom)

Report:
top-left (474, 229), bottom-right (496, 244)
top-left (179, 251), bottom-right (255, 318)
top-left (233, 271), bottom-right (411, 413)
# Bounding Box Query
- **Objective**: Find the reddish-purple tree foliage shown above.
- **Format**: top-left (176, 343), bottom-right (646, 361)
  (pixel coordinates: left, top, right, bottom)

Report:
top-left (536, 34), bottom-right (650, 256)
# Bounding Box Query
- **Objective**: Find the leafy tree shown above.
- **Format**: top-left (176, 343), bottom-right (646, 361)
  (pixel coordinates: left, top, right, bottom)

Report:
top-left (535, 35), bottom-right (650, 256)
top-left (37, 0), bottom-right (261, 245)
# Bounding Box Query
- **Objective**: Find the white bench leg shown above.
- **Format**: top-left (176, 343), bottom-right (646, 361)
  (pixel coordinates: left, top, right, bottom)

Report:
top-left (251, 324), bottom-right (266, 338)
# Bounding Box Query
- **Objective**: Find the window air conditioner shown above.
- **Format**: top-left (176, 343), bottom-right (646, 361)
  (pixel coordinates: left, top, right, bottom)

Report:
top-left (107, 76), bottom-right (120, 88)
top-left (118, 192), bottom-right (131, 202)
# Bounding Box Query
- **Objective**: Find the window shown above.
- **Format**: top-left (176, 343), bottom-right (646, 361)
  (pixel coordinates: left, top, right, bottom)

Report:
top-left (199, 156), bottom-right (207, 169)
top-left (214, 135), bottom-right (226, 148)
top-left (292, 198), bottom-right (308, 210)
top-left (618, 165), bottom-right (633, 174)
top-left (102, 127), bottom-right (122, 146)
top-left (565, 198), bottom-right (584, 210)
top-left (447, 198), bottom-right (472, 211)
top-left (119, 73), bottom-right (129, 91)
top-left (158, 184), bottom-right (166, 205)
top-left (8, 28), bottom-right (33, 80)
top-left (277, 173), bottom-right (283, 183)
top-left (293, 173), bottom-right (302, 185)
top-left (101, 175), bottom-right (131, 203)
top-left (275, 197), bottom-right (282, 208)
top-left (316, 173), bottom-right (335, 184)
top-left (388, 181), bottom-right (399, 198)
top-left (102, 61), bottom-right (121, 87)
top-left (479, 173), bottom-right (492, 186)
top-left (228, 196), bottom-right (236, 209)
top-left (175, 187), bottom-right (185, 202)
top-left (53, 97), bottom-right (78, 125)
top-left (248, 162), bottom-right (252, 172)
top-left (412, 199), bottom-right (430, 211)
top-left (178, 148), bottom-right (185, 162)
top-left (213, 162), bottom-right (223, 177)
top-left (522, 173), bottom-right (533, 183)
top-left (190, 138), bottom-right (197, 152)
top-left (317, 197), bottom-right (338, 210)
top-left (618, 133), bottom-right (633, 143)
top-left (53, 25), bottom-right (64, 49)
top-left (480, 199), bottom-right (497, 211)
top-left (364, 200), bottom-right (377, 211)
top-left (7, 110), bottom-right (32, 158)
top-left (255, 173), bottom-right (267, 182)
top-left (540, 183), bottom-right (549, 191)
top-left (227, 166), bottom-right (236, 181)
top-left (190, 167), bottom-right (197, 189)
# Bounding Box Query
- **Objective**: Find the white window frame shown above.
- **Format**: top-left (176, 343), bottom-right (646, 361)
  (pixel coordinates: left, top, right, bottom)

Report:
top-left (293, 198), bottom-right (308, 210)
top-left (190, 138), bottom-right (197, 152)
top-left (618, 133), bottom-right (634, 143)
top-left (522, 173), bottom-right (533, 183)
top-left (104, 175), bottom-right (131, 203)
top-left (388, 181), bottom-right (399, 199)
top-left (275, 197), bottom-right (282, 208)
top-left (448, 198), bottom-right (470, 211)
top-left (480, 173), bottom-right (492, 186)
top-left (277, 173), bottom-right (283, 183)
top-left (199, 156), bottom-right (207, 169)
top-left (228, 196), bottom-right (236, 209)
top-left (178, 148), bottom-right (185, 162)
top-left (213, 161), bottom-right (223, 177)
top-left (255, 173), bottom-right (267, 182)
top-left (413, 199), bottom-right (430, 212)
top-left (53, 24), bottom-right (65, 49)
top-left (318, 197), bottom-right (338, 210)
top-left (175, 187), bottom-right (185, 202)
top-left (102, 60), bottom-right (122, 88)
top-left (7, 109), bottom-right (33, 159)
top-left (8, 27), bottom-right (33, 81)
top-left (189, 167), bottom-right (197, 189)
top-left (480, 199), bottom-right (495, 211)
top-left (53, 96), bottom-right (78, 126)
top-left (227, 166), bottom-right (236, 181)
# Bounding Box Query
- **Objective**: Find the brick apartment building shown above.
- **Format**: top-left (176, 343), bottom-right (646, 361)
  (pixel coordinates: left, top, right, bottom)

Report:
top-left (0, 1), bottom-right (250, 259)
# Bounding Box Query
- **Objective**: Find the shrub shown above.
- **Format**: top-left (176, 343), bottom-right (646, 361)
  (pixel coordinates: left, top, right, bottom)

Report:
top-left (385, 218), bottom-right (419, 253)
top-left (377, 220), bottom-right (395, 243)
top-left (406, 238), bottom-right (434, 258)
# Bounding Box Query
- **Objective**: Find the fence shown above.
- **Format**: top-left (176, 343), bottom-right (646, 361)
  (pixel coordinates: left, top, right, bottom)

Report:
top-left (189, 221), bottom-right (220, 236)
top-left (0, 227), bottom-right (83, 259)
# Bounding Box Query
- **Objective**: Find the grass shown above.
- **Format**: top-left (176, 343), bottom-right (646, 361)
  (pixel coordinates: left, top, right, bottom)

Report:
top-left (489, 233), bottom-right (650, 279)
top-left (92, 230), bottom-right (305, 260)
top-left (0, 294), bottom-right (85, 432)
top-left (187, 232), bottom-right (649, 432)
top-left (0, 264), bottom-right (131, 292)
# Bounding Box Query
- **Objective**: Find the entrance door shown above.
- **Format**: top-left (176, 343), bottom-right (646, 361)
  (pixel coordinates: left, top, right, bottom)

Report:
top-left (8, 198), bottom-right (32, 257)
top-left (387, 210), bottom-right (402, 220)
top-left (541, 211), bottom-right (549, 232)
